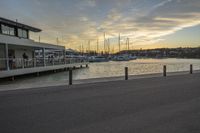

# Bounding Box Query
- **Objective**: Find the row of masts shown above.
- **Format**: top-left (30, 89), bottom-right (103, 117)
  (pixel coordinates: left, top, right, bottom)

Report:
top-left (79, 33), bottom-right (131, 54)
top-left (38, 33), bottom-right (132, 54)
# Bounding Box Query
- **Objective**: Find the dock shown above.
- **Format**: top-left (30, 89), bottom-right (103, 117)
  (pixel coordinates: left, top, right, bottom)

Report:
top-left (0, 73), bottom-right (200, 133)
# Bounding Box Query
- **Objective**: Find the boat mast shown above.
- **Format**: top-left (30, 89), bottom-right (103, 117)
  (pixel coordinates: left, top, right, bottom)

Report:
top-left (88, 40), bottom-right (90, 54)
top-left (79, 44), bottom-right (82, 54)
top-left (128, 38), bottom-right (130, 51)
top-left (107, 39), bottom-right (110, 55)
top-left (118, 33), bottom-right (121, 53)
top-left (104, 32), bottom-right (106, 54)
top-left (82, 44), bottom-right (84, 54)
top-left (97, 39), bottom-right (99, 55)
top-left (56, 37), bottom-right (59, 45)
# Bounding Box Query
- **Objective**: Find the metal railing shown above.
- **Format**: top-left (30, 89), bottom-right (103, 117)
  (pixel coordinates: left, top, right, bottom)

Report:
top-left (0, 58), bottom-right (89, 71)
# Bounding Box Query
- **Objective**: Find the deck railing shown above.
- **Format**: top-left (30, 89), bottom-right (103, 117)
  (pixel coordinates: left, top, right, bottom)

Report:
top-left (0, 58), bottom-right (88, 71)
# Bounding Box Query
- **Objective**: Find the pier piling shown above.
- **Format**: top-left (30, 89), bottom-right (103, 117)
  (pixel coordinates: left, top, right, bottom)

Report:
top-left (11, 76), bottom-right (15, 81)
top-left (163, 65), bottom-right (167, 77)
top-left (125, 67), bottom-right (128, 80)
top-left (69, 68), bottom-right (73, 85)
top-left (190, 64), bottom-right (193, 74)
top-left (36, 72), bottom-right (40, 76)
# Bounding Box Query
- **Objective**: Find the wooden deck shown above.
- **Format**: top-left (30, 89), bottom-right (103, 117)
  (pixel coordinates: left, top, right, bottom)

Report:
top-left (0, 62), bottom-right (88, 78)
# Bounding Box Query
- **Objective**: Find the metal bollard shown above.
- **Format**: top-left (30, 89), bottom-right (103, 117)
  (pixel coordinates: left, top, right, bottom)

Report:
top-left (190, 64), bottom-right (193, 74)
top-left (69, 68), bottom-right (73, 85)
top-left (163, 65), bottom-right (167, 77)
top-left (125, 67), bottom-right (128, 80)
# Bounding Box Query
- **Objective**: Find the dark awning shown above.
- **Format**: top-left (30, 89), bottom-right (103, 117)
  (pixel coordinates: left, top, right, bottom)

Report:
top-left (0, 17), bottom-right (42, 32)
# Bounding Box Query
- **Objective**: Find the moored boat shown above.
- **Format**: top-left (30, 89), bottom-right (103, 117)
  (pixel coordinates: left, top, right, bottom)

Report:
top-left (113, 54), bottom-right (137, 61)
top-left (89, 56), bottom-right (109, 62)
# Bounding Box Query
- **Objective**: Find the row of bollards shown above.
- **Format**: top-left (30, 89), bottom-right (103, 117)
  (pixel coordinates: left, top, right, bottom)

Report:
top-left (68, 64), bottom-right (194, 85)
top-left (124, 64), bottom-right (194, 80)
top-left (163, 64), bottom-right (193, 77)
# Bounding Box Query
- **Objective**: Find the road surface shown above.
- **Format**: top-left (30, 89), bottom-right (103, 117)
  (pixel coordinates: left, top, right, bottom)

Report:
top-left (0, 73), bottom-right (200, 133)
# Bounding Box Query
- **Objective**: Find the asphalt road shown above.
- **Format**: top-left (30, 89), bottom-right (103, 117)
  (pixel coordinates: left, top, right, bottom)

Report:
top-left (0, 73), bottom-right (200, 133)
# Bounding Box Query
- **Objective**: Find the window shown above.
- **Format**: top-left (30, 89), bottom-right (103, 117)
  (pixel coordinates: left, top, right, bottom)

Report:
top-left (9, 27), bottom-right (15, 35)
top-left (1, 24), bottom-right (9, 35)
top-left (18, 28), bottom-right (28, 38)
top-left (1, 24), bottom-right (15, 36)
top-left (18, 28), bottom-right (23, 37)
top-left (0, 24), bottom-right (28, 38)
top-left (23, 30), bottom-right (27, 38)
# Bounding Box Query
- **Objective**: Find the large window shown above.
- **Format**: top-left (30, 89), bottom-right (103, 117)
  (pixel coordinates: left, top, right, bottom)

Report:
top-left (1, 24), bottom-right (15, 36)
top-left (9, 27), bottom-right (15, 35)
top-left (0, 24), bottom-right (29, 39)
top-left (18, 28), bottom-right (23, 37)
top-left (1, 24), bottom-right (9, 35)
top-left (22, 30), bottom-right (28, 38)
top-left (18, 28), bottom-right (28, 38)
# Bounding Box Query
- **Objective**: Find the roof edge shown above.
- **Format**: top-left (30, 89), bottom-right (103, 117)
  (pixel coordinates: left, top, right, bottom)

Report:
top-left (0, 17), bottom-right (42, 32)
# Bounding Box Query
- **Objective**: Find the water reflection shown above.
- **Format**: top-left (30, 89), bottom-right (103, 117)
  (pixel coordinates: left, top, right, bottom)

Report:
top-left (73, 58), bottom-right (200, 79)
top-left (5, 58), bottom-right (200, 85)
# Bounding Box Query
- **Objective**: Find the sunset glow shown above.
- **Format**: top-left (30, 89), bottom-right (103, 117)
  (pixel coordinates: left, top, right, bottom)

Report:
top-left (1, 0), bottom-right (200, 52)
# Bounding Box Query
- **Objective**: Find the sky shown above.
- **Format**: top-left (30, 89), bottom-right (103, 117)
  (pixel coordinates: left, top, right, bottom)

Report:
top-left (0, 0), bottom-right (200, 52)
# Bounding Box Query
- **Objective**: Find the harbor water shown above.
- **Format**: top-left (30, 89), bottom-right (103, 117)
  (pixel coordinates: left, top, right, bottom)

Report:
top-left (2, 58), bottom-right (200, 85)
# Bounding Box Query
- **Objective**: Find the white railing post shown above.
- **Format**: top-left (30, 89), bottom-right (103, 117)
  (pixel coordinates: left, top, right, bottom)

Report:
top-left (22, 59), bottom-right (25, 68)
top-left (43, 48), bottom-right (46, 67)
top-left (5, 43), bottom-right (9, 70)
top-left (34, 58), bottom-right (36, 67)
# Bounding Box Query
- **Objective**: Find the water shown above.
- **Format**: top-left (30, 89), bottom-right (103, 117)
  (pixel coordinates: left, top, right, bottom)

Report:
top-left (7, 58), bottom-right (200, 85)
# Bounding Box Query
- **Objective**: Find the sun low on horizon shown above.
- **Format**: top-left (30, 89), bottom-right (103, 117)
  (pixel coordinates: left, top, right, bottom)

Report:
top-left (1, 0), bottom-right (200, 52)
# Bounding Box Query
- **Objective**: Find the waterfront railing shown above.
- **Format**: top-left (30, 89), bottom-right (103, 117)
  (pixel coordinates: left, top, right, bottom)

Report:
top-left (0, 58), bottom-right (89, 71)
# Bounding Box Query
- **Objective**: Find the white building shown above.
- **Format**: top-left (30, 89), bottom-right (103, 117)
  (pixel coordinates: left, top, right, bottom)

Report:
top-left (0, 17), bottom-right (88, 79)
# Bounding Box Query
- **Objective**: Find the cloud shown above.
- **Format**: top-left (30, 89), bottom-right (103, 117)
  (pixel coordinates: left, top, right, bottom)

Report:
top-left (80, 17), bottom-right (89, 22)
top-left (1, 0), bottom-right (200, 51)
top-left (78, 0), bottom-right (96, 9)
top-left (152, 0), bottom-right (172, 10)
